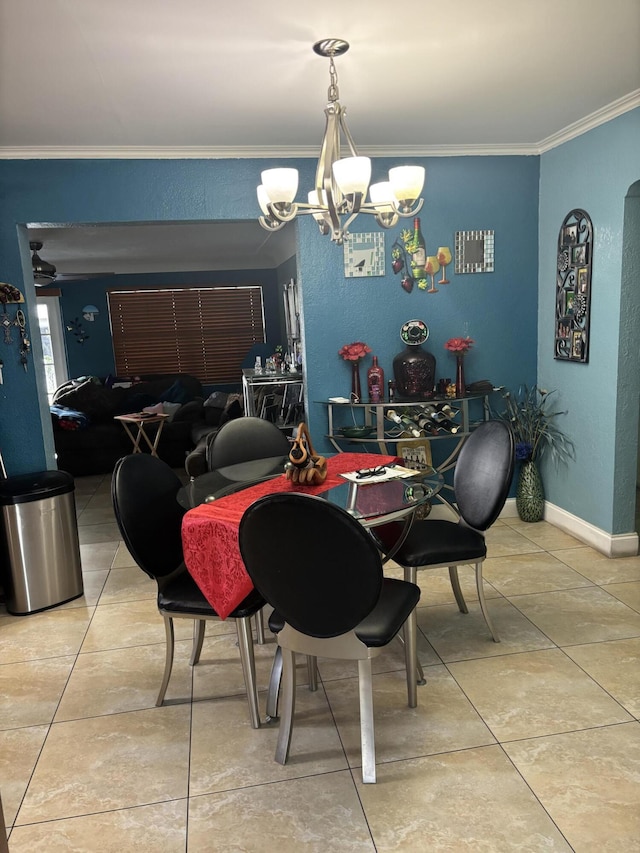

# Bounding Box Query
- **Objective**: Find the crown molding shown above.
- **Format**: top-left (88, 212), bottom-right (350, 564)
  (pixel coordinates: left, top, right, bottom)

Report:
top-left (0, 142), bottom-right (540, 160)
top-left (537, 89), bottom-right (640, 153)
top-left (1, 92), bottom-right (637, 160)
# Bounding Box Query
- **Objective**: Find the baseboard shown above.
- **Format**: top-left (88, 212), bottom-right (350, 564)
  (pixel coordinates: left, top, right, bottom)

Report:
top-left (500, 498), bottom-right (639, 557)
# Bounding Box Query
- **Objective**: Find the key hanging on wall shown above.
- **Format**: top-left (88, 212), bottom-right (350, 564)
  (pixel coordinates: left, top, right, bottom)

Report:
top-left (16, 310), bottom-right (30, 371)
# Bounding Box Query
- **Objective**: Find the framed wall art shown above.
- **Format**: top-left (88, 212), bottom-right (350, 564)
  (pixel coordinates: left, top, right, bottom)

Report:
top-left (555, 208), bottom-right (593, 363)
top-left (454, 230), bottom-right (494, 274)
top-left (343, 232), bottom-right (385, 278)
top-left (396, 438), bottom-right (432, 471)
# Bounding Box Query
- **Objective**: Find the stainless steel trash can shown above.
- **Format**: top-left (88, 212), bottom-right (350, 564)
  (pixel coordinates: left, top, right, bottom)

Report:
top-left (0, 470), bottom-right (83, 615)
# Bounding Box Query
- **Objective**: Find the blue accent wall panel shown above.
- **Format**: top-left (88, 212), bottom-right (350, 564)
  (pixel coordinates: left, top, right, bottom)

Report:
top-left (538, 107), bottom-right (640, 534)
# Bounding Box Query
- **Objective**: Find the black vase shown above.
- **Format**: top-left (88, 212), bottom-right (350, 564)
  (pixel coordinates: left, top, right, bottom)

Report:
top-left (393, 345), bottom-right (436, 400)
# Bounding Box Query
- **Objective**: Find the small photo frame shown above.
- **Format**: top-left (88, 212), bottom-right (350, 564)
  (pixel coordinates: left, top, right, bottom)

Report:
top-left (577, 267), bottom-right (588, 293)
top-left (572, 244), bottom-right (588, 266)
top-left (572, 331), bottom-right (584, 359)
top-left (563, 224), bottom-right (578, 245)
top-left (564, 290), bottom-right (575, 316)
top-left (396, 439), bottom-right (432, 471)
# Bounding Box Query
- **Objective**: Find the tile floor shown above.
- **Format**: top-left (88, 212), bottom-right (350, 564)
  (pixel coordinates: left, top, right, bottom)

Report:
top-left (1, 473), bottom-right (639, 851)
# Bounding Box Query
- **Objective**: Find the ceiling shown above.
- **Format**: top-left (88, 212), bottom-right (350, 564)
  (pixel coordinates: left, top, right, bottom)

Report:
top-left (4, 0), bottom-right (640, 276)
top-left (27, 222), bottom-right (297, 276)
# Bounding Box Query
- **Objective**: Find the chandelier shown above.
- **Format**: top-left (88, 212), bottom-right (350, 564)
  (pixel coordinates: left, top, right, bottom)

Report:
top-left (257, 39), bottom-right (425, 245)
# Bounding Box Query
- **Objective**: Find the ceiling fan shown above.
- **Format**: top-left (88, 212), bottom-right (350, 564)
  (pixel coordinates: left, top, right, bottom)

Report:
top-left (30, 241), bottom-right (115, 285)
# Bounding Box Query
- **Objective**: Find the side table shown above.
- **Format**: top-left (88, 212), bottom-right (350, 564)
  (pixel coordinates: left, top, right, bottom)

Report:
top-left (113, 413), bottom-right (169, 457)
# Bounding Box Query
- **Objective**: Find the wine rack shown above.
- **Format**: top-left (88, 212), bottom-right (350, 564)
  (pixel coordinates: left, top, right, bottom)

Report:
top-left (323, 394), bottom-right (491, 474)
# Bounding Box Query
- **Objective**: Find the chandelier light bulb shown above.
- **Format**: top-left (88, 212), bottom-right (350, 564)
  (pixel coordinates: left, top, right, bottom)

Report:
top-left (257, 185), bottom-right (271, 216)
top-left (368, 181), bottom-right (395, 211)
top-left (331, 156), bottom-right (371, 197)
top-left (261, 168), bottom-right (299, 204)
top-left (389, 166), bottom-right (426, 208)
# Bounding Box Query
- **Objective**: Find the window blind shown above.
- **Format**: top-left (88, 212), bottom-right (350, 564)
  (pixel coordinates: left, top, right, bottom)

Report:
top-left (107, 286), bottom-right (265, 383)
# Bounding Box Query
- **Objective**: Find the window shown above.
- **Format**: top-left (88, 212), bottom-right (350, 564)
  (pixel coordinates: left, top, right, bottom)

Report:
top-left (107, 286), bottom-right (265, 384)
top-left (36, 296), bottom-right (68, 402)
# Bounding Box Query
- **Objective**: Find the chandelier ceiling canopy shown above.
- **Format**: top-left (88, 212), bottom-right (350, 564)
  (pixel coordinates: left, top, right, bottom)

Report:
top-left (257, 39), bottom-right (425, 245)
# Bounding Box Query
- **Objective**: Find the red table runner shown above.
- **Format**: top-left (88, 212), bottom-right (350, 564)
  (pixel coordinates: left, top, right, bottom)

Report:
top-left (182, 452), bottom-right (396, 618)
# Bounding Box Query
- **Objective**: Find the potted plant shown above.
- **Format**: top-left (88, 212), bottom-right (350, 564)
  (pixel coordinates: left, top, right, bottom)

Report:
top-left (494, 385), bottom-right (574, 522)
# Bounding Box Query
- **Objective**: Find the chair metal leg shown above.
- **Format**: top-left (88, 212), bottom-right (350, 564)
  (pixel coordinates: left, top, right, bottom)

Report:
top-left (475, 560), bottom-right (500, 642)
top-left (267, 647), bottom-right (317, 719)
top-left (449, 565), bottom-right (469, 613)
top-left (255, 608), bottom-right (266, 645)
top-left (189, 619), bottom-right (206, 666)
top-left (403, 610), bottom-right (418, 707)
top-left (275, 647), bottom-right (296, 765)
top-left (266, 645), bottom-right (283, 720)
top-left (235, 616), bottom-right (261, 729)
top-left (307, 655), bottom-right (318, 691)
top-left (358, 658), bottom-right (376, 784)
top-left (156, 613), bottom-right (175, 706)
top-left (402, 565), bottom-right (425, 685)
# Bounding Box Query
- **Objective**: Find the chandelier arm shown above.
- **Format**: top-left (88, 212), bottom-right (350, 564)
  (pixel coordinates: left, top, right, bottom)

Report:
top-left (395, 197), bottom-right (424, 218)
top-left (338, 109), bottom-right (359, 159)
top-left (315, 104), bottom-right (344, 238)
top-left (351, 204), bottom-right (399, 229)
top-left (267, 203), bottom-right (299, 223)
top-left (258, 215), bottom-right (286, 232)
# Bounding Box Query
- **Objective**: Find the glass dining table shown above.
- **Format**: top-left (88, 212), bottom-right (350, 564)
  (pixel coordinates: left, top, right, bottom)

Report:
top-left (180, 452), bottom-right (443, 621)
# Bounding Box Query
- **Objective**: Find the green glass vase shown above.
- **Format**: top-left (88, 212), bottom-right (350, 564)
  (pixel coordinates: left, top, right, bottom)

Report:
top-left (516, 459), bottom-right (545, 522)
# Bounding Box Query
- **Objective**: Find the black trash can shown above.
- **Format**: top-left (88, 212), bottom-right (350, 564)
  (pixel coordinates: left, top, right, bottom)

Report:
top-left (0, 470), bottom-right (83, 615)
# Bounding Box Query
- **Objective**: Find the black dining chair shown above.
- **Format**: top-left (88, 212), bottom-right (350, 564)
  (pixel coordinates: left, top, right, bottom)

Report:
top-left (375, 419), bottom-right (514, 645)
top-left (111, 453), bottom-right (265, 728)
top-left (206, 415), bottom-right (291, 478)
top-left (239, 492), bottom-right (421, 783)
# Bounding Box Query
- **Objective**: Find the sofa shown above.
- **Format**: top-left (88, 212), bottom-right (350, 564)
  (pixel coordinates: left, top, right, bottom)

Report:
top-left (50, 374), bottom-right (243, 476)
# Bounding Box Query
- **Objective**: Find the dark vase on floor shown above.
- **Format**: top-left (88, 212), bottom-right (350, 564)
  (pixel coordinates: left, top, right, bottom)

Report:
top-left (516, 459), bottom-right (545, 522)
top-left (351, 361), bottom-right (362, 402)
top-left (455, 354), bottom-right (466, 398)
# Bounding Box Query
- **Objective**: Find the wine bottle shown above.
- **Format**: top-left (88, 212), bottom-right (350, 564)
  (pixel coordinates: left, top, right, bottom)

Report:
top-left (434, 417), bottom-right (460, 434)
top-left (435, 403), bottom-right (457, 419)
top-left (411, 217), bottom-right (426, 269)
top-left (367, 356), bottom-right (385, 402)
top-left (414, 407), bottom-right (460, 434)
top-left (385, 409), bottom-right (421, 438)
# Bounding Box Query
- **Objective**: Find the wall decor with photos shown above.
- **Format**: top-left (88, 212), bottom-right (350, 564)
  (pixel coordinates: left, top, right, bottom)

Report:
top-left (555, 208), bottom-right (593, 363)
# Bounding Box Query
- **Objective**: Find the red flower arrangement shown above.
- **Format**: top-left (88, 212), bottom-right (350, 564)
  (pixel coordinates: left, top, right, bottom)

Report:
top-left (338, 341), bottom-right (371, 361)
top-left (444, 336), bottom-right (474, 353)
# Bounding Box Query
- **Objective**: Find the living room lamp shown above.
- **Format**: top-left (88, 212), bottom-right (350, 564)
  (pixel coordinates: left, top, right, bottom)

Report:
top-left (257, 39), bottom-right (425, 245)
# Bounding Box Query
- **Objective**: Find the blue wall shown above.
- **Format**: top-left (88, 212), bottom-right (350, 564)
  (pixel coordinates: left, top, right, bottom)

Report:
top-left (57, 267), bottom-right (288, 381)
top-left (0, 154), bottom-right (540, 481)
top-left (538, 107), bottom-right (640, 534)
top-left (0, 135), bottom-right (632, 539)
top-left (299, 155), bottom-right (540, 451)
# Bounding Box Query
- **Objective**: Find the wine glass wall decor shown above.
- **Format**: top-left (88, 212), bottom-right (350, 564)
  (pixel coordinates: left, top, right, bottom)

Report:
top-left (554, 208), bottom-right (593, 363)
top-left (391, 218), bottom-right (452, 294)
